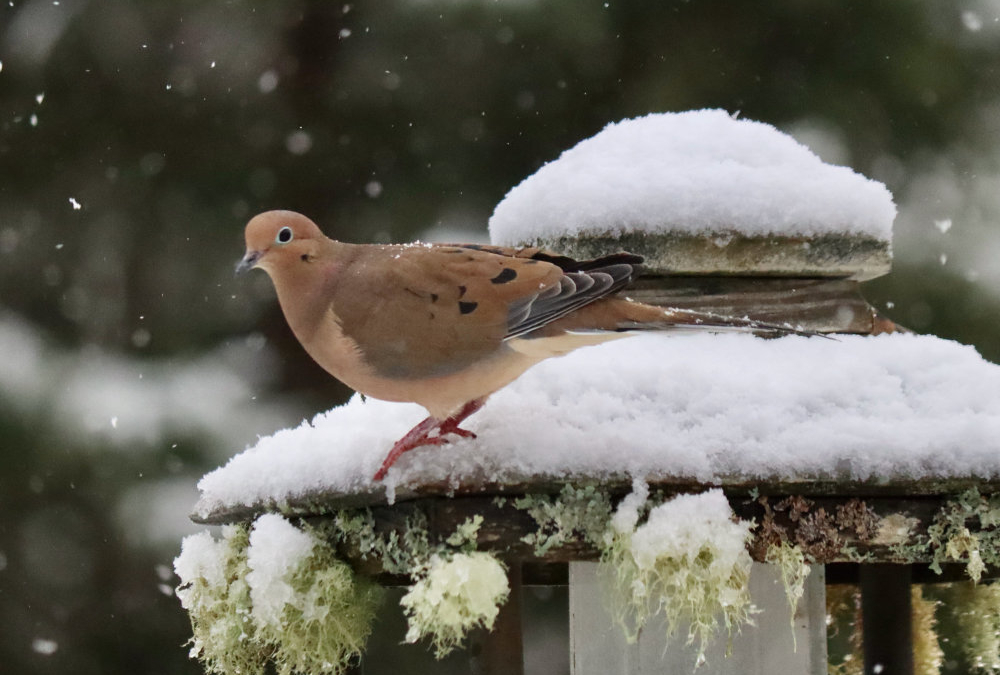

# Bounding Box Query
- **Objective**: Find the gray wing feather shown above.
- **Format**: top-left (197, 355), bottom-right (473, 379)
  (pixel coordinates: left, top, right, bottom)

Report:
top-left (504, 263), bottom-right (636, 339)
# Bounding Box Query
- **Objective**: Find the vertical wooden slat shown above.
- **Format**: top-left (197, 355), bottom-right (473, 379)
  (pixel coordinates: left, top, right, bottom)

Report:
top-left (861, 565), bottom-right (913, 675)
top-left (469, 560), bottom-right (525, 675)
top-left (570, 561), bottom-right (827, 675)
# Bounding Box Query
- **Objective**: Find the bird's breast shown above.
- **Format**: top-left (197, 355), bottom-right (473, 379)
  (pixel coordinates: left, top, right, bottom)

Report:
top-left (301, 311), bottom-right (541, 418)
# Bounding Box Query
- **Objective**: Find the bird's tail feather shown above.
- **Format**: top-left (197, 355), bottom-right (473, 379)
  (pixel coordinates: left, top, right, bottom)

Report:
top-left (556, 299), bottom-right (831, 339)
top-left (616, 306), bottom-right (831, 339)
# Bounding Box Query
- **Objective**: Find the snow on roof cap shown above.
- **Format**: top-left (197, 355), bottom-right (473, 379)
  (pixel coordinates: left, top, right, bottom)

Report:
top-left (489, 110), bottom-right (896, 245)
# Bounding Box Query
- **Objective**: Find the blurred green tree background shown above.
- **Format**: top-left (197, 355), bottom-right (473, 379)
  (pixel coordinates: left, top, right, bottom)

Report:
top-left (1, 1), bottom-right (998, 673)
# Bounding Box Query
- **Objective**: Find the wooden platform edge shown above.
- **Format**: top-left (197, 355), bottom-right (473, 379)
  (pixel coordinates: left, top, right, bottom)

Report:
top-left (192, 481), bottom-right (1000, 579)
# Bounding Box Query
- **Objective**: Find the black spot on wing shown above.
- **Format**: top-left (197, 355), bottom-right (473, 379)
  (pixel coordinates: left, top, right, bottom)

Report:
top-left (459, 301), bottom-right (478, 315)
top-left (491, 268), bottom-right (518, 284)
top-left (458, 285), bottom-right (467, 298)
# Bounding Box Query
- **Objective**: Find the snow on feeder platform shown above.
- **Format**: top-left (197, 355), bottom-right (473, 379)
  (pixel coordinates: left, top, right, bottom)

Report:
top-left (178, 111), bottom-right (1000, 675)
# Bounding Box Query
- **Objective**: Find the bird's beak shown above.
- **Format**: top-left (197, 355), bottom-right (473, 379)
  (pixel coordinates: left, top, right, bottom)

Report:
top-left (235, 250), bottom-right (262, 275)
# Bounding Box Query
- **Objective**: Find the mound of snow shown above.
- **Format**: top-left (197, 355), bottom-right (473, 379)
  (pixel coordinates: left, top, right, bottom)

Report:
top-left (489, 110), bottom-right (895, 244)
top-left (195, 333), bottom-right (1000, 517)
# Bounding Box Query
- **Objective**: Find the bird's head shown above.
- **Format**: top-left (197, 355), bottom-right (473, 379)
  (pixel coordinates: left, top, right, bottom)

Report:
top-left (237, 210), bottom-right (326, 276)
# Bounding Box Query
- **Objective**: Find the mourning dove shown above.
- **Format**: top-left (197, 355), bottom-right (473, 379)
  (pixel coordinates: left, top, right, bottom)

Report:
top-left (238, 210), bottom-right (814, 480)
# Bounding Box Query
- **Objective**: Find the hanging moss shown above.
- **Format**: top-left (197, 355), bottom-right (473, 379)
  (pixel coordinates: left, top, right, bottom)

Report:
top-left (601, 488), bottom-right (755, 665)
top-left (252, 523), bottom-right (384, 675)
top-left (175, 517), bottom-right (383, 675)
top-left (329, 510), bottom-right (509, 657)
top-left (400, 551), bottom-right (510, 658)
top-left (175, 525), bottom-right (268, 675)
top-left (764, 540), bottom-right (811, 638)
top-left (513, 482), bottom-right (821, 663)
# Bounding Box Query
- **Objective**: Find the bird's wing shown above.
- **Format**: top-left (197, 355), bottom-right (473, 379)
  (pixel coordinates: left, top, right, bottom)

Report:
top-left (328, 244), bottom-right (641, 379)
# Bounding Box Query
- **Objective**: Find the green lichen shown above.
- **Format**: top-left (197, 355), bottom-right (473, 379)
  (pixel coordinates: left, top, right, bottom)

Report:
top-left (764, 540), bottom-right (810, 640)
top-left (329, 510), bottom-right (506, 657)
top-left (400, 551), bottom-right (510, 658)
top-left (330, 509), bottom-right (435, 576)
top-left (256, 525), bottom-right (383, 675)
top-left (176, 525), bottom-right (268, 675)
top-left (601, 489), bottom-right (755, 665)
top-left (176, 518), bottom-right (382, 675)
top-left (513, 484), bottom-right (613, 556)
top-left (445, 514), bottom-right (484, 550)
top-left (923, 489), bottom-right (1000, 581)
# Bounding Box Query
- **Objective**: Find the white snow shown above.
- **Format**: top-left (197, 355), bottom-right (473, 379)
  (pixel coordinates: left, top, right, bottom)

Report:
top-left (194, 332), bottom-right (1000, 517)
top-left (934, 218), bottom-right (953, 234)
top-left (245, 514), bottom-right (316, 628)
top-left (488, 110), bottom-right (896, 245)
top-left (174, 530), bottom-right (228, 590)
top-left (626, 489), bottom-right (751, 572)
top-left (31, 638), bottom-right (58, 656)
top-left (610, 478), bottom-right (650, 534)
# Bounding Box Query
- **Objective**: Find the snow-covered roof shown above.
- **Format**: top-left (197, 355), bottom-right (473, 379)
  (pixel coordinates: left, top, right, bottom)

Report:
top-left (488, 110), bottom-right (896, 245)
top-left (194, 333), bottom-right (1000, 520)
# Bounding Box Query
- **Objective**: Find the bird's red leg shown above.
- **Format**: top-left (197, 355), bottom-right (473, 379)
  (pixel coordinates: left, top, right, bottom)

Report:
top-left (435, 398), bottom-right (484, 439)
top-left (373, 398), bottom-right (485, 481)
top-left (373, 416), bottom-right (439, 481)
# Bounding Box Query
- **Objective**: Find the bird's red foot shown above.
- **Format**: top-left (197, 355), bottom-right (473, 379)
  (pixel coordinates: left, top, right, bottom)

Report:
top-left (438, 417), bottom-right (477, 439)
top-left (373, 399), bottom-right (484, 481)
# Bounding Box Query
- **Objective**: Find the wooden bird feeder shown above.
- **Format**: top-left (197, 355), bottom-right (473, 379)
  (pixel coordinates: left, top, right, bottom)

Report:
top-left (181, 110), bottom-right (1000, 675)
top-left (187, 218), bottom-right (1000, 675)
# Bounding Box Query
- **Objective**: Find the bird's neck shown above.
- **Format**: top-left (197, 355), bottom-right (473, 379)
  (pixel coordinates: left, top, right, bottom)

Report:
top-left (272, 241), bottom-right (354, 344)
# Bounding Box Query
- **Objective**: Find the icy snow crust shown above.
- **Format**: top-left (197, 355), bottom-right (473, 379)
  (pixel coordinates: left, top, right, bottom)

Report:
top-left (488, 110), bottom-right (896, 244)
top-left (195, 333), bottom-right (1000, 517)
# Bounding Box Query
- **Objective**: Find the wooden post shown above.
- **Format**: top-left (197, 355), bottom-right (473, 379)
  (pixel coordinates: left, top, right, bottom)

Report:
top-left (468, 561), bottom-right (525, 675)
top-left (569, 561), bottom-right (828, 675)
top-left (861, 565), bottom-right (913, 675)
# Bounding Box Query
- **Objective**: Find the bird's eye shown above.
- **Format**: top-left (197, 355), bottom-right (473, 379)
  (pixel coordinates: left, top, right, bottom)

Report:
top-left (276, 227), bottom-right (293, 244)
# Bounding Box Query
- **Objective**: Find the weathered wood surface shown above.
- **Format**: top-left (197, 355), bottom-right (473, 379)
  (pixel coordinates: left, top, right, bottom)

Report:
top-left (257, 487), bottom-right (1000, 581)
top-left (193, 476), bottom-right (1000, 526)
top-left (529, 232), bottom-right (891, 281)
